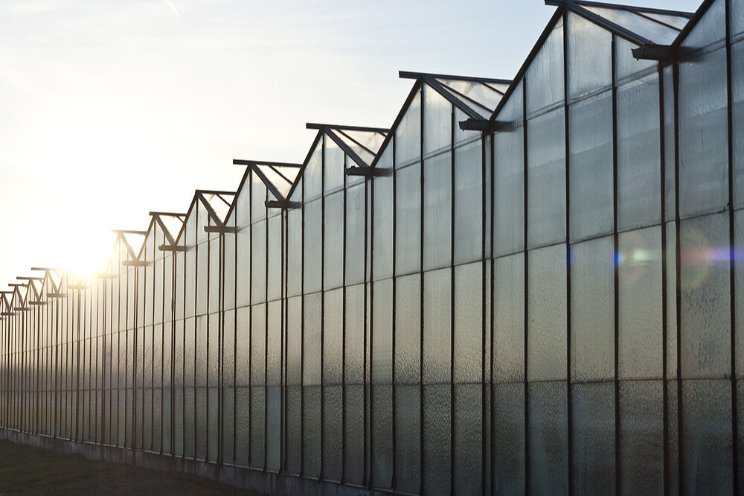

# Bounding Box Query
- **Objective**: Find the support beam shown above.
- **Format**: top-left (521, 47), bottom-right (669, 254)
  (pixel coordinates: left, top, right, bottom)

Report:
top-left (458, 119), bottom-right (515, 132)
top-left (265, 200), bottom-right (302, 210)
top-left (346, 167), bottom-right (392, 177)
top-left (204, 225), bottom-right (239, 234)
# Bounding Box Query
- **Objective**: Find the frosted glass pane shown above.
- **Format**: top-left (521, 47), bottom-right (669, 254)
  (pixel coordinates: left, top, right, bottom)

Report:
top-left (344, 385), bottom-right (365, 483)
top-left (287, 210), bottom-right (302, 297)
top-left (345, 284), bottom-right (365, 384)
top-left (680, 213), bottom-right (731, 379)
top-left (346, 183), bottom-right (366, 286)
top-left (250, 386), bottom-right (265, 467)
top-left (423, 269), bottom-right (451, 384)
top-left (737, 211), bottom-right (744, 377)
top-left (424, 84), bottom-right (452, 156)
top-left (570, 236), bottom-right (614, 382)
top-left (424, 152), bottom-right (452, 270)
top-left (663, 68), bottom-right (676, 221)
top-left (527, 108), bottom-right (566, 248)
top-left (733, 42), bottom-right (744, 208)
top-left (734, 0), bottom-right (744, 37)
top-left (454, 141), bottom-right (483, 265)
top-left (567, 13), bottom-right (612, 98)
top-left (619, 380), bottom-right (664, 495)
top-left (303, 293), bottom-right (322, 386)
top-left (304, 145), bottom-right (322, 202)
top-left (266, 386), bottom-right (282, 472)
top-left (526, 19), bottom-right (565, 115)
top-left (250, 306), bottom-right (265, 386)
top-left (453, 384), bottom-right (482, 493)
top-left (678, 48), bottom-right (729, 218)
top-left (324, 191), bottom-right (344, 290)
top-left (528, 381), bottom-right (568, 496)
top-left (395, 163), bottom-right (422, 275)
top-left (617, 74), bottom-right (661, 230)
top-left (395, 385), bottom-right (421, 493)
top-left (303, 199), bottom-right (322, 294)
top-left (286, 296), bottom-right (301, 386)
top-left (493, 383), bottom-right (525, 494)
top-left (423, 384), bottom-right (451, 496)
top-left (267, 215), bottom-right (281, 302)
top-left (285, 387), bottom-right (300, 473)
top-left (682, 380), bottom-right (733, 493)
top-left (323, 385), bottom-right (343, 481)
top-left (267, 301), bottom-right (281, 385)
top-left (453, 263), bottom-right (482, 384)
top-left (583, 6), bottom-right (680, 45)
top-left (323, 289), bottom-right (343, 385)
top-left (396, 90), bottom-right (422, 167)
top-left (250, 222), bottom-right (266, 306)
top-left (527, 244), bottom-right (567, 381)
top-left (395, 274), bottom-right (421, 385)
top-left (568, 91), bottom-right (613, 241)
top-left (250, 174), bottom-right (266, 223)
top-left (324, 136), bottom-right (345, 194)
top-left (615, 37), bottom-right (656, 83)
top-left (372, 384), bottom-right (393, 488)
top-left (372, 279), bottom-right (393, 385)
top-left (373, 174), bottom-right (394, 281)
top-left (666, 222), bottom-right (678, 379)
top-left (618, 227), bottom-right (664, 380)
top-left (681, 0), bottom-right (726, 48)
top-left (571, 383), bottom-right (615, 494)
top-left (494, 83), bottom-right (525, 257)
top-left (236, 228), bottom-right (250, 307)
top-left (302, 386), bottom-right (321, 477)
top-left (494, 254), bottom-right (525, 382)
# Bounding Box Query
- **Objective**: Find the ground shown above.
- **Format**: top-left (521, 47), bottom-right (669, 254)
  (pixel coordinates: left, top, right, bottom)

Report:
top-left (0, 440), bottom-right (259, 496)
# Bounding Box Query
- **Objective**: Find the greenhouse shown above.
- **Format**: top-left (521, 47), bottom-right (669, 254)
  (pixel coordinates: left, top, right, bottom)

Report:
top-left (0, 0), bottom-right (742, 494)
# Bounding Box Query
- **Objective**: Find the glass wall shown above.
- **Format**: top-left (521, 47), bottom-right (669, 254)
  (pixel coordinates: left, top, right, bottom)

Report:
top-left (0, 1), bottom-right (741, 494)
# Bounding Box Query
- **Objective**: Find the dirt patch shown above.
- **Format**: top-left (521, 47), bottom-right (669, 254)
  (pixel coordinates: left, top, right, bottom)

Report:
top-left (0, 439), bottom-right (260, 496)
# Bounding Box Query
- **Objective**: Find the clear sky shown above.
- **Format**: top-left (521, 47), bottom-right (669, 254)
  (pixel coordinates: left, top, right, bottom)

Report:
top-left (0, 0), bottom-right (703, 288)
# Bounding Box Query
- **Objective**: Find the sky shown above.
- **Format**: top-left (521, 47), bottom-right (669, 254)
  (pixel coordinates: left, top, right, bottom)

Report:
top-left (0, 0), bottom-right (703, 288)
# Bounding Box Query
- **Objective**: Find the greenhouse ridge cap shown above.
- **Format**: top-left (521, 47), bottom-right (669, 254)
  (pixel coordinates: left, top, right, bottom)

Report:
top-left (545, 0), bottom-right (694, 18)
top-left (398, 71), bottom-right (511, 85)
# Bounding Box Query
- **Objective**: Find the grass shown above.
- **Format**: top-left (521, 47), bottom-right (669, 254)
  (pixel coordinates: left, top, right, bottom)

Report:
top-left (0, 439), bottom-right (260, 496)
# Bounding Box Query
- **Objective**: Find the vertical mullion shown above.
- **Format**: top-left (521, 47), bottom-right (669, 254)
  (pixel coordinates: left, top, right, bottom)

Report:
top-left (659, 61), bottom-right (670, 496)
top-left (522, 75), bottom-right (530, 496)
top-left (611, 33), bottom-right (621, 496)
top-left (418, 82), bottom-right (426, 495)
top-left (725, 1), bottom-right (739, 492)
top-left (449, 103), bottom-right (456, 495)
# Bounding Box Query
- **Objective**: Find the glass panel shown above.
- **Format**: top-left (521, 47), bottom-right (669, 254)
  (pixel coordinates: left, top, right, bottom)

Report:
top-left (424, 84), bottom-right (452, 157)
top-left (424, 152), bottom-right (452, 271)
top-left (324, 191), bottom-right (344, 290)
top-left (454, 141), bottom-right (483, 265)
top-left (345, 284), bottom-right (365, 385)
top-left (395, 163), bottom-right (422, 275)
top-left (372, 279), bottom-right (393, 385)
top-left (526, 19), bottom-right (565, 115)
top-left (395, 274), bottom-right (421, 385)
top-left (324, 136), bottom-right (345, 194)
top-left (618, 227), bottom-right (664, 380)
top-left (323, 289), bottom-right (343, 385)
top-left (373, 153), bottom-right (394, 281)
top-left (678, 47), bottom-right (729, 218)
top-left (615, 37), bottom-right (656, 83)
top-left (396, 89), bottom-right (422, 167)
top-left (346, 183), bottom-right (366, 286)
top-left (454, 262), bottom-right (482, 384)
top-left (303, 199), bottom-right (322, 294)
top-left (493, 383), bottom-right (525, 494)
top-left (423, 384), bottom-right (451, 496)
top-left (570, 236), bottom-right (615, 382)
top-left (267, 301), bottom-right (281, 385)
top-left (528, 244), bottom-right (567, 381)
top-left (734, 0), bottom-right (744, 37)
top-left (251, 221), bottom-right (266, 305)
top-left (303, 293), bottom-right (322, 386)
top-left (494, 83), bottom-right (525, 257)
top-left (567, 13), bottom-right (612, 98)
top-left (267, 215), bottom-right (282, 302)
top-left (583, 6), bottom-right (680, 45)
top-left (680, 0), bottom-right (726, 48)
top-left (571, 382), bottom-right (615, 493)
top-left (681, 379), bottom-right (733, 493)
top-left (734, 42), bottom-right (744, 208)
top-left (251, 173), bottom-right (266, 223)
top-left (286, 296), bottom-right (302, 386)
top-left (527, 108), bottom-right (566, 248)
top-left (568, 91), bottom-right (614, 241)
top-left (423, 269), bottom-right (451, 385)
top-left (680, 213), bottom-right (731, 379)
top-left (494, 253), bottom-right (525, 382)
top-left (663, 67), bottom-right (676, 221)
top-left (324, 385), bottom-right (343, 481)
top-left (617, 74), bottom-right (661, 230)
top-left (304, 145), bottom-right (323, 202)
top-left (287, 209), bottom-right (302, 297)
top-left (236, 227), bottom-right (250, 308)
top-left (395, 384), bottom-right (421, 493)
top-left (619, 380), bottom-right (664, 495)
top-left (454, 383), bottom-right (482, 493)
top-left (528, 381), bottom-right (568, 495)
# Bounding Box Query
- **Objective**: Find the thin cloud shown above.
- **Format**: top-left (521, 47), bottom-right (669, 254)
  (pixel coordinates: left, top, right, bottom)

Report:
top-left (162, 0), bottom-right (180, 17)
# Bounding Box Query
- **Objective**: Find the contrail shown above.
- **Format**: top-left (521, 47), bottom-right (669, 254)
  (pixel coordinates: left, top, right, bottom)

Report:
top-left (163, 0), bottom-right (181, 17)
